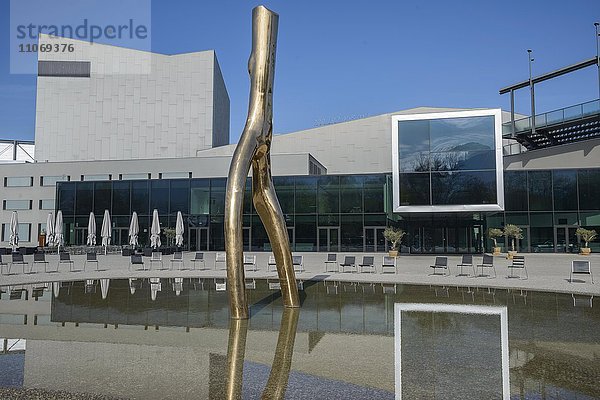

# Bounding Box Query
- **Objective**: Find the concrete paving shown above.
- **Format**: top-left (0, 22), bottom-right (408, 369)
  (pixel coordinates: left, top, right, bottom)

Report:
top-left (1, 251), bottom-right (598, 295)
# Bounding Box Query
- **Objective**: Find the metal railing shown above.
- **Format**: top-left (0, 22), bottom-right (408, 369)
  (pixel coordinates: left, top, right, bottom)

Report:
top-left (503, 99), bottom-right (600, 135)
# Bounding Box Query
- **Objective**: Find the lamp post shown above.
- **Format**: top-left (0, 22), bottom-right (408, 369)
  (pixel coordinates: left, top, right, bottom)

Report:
top-left (595, 22), bottom-right (600, 100)
top-left (527, 49), bottom-right (535, 134)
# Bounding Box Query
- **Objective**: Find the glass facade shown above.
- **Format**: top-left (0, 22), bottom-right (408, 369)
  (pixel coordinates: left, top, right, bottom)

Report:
top-left (55, 168), bottom-right (600, 254)
top-left (57, 175), bottom-right (388, 252)
top-left (395, 115), bottom-right (500, 208)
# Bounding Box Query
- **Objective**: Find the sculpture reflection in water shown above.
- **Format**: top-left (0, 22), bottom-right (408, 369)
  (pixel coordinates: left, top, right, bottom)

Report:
top-left (225, 308), bottom-right (300, 400)
top-left (224, 5), bottom-right (299, 320)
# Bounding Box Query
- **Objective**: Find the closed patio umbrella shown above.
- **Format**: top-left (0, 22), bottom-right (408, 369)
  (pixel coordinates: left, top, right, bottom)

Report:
top-left (54, 210), bottom-right (64, 252)
top-left (87, 212), bottom-right (96, 246)
top-left (100, 278), bottom-right (110, 300)
top-left (129, 278), bottom-right (137, 295)
top-left (150, 209), bottom-right (161, 249)
top-left (52, 282), bottom-right (60, 298)
top-left (129, 211), bottom-right (139, 247)
top-left (150, 278), bottom-right (161, 301)
top-left (175, 211), bottom-right (184, 247)
top-left (9, 211), bottom-right (18, 251)
top-left (101, 209), bottom-right (111, 255)
top-left (46, 212), bottom-right (55, 246)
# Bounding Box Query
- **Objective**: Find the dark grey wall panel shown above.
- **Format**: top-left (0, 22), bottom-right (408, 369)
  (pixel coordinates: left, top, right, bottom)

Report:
top-left (38, 61), bottom-right (91, 78)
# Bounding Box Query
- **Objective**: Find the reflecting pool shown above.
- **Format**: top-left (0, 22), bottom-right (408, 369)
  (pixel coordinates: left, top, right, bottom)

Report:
top-left (1, 278), bottom-right (598, 399)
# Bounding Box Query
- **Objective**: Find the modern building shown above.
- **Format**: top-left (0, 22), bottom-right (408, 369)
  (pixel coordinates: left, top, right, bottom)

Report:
top-left (1, 36), bottom-right (599, 254)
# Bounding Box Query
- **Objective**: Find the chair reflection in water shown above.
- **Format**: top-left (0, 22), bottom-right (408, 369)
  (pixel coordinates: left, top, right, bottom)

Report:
top-left (225, 307), bottom-right (300, 400)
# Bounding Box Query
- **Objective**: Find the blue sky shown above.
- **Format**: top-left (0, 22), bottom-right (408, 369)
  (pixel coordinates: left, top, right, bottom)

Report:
top-left (0, 0), bottom-right (598, 142)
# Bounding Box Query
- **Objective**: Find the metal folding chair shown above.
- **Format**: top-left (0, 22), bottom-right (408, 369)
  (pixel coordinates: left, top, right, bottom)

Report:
top-left (358, 256), bottom-right (376, 273)
top-left (430, 256), bottom-right (449, 276)
top-left (191, 252), bottom-right (205, 270)
top-left (339, 256), bottom-right (356, 273)
top-left (324, 254), bottom-right (337, 272)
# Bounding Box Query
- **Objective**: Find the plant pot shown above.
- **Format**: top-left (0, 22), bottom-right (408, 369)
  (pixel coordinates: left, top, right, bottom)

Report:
top-left (580, 247), bottom-right (591, 255)
top-left (507, 250), bottom-right (517, 259)
top-left (492, 247), bottom-right (501, 256)
top-left (388, 250), bottom-right (398, 257)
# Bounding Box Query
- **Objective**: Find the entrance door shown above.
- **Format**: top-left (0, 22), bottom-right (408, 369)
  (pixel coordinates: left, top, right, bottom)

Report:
top-left (74, 228), bottom-right (87, 245)
top-left (364, 227), bottom-right (386, 253)
top-left (555, 226), bottom-right (579, 253)
top-left (318, 227), bottom-right (340, 252)
top-left (189, 227), bottom-right (209, 251)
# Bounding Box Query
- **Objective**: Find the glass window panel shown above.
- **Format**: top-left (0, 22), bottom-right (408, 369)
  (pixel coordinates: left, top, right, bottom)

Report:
top-left (191, 180), bottom-right (210, 214)
top-left (273, 177), bottom-right (295, 214)
top-left (150, 180), bottom-right (169, 215)
top-left (364, 175), bottom-right (386, 213)
top-left (578, 169), bottom-right (600, 210)
top-left (504, 171), bottom-right (528, 211)
top-left (295, 215), bottom-right (317, 251)
top-left (429, 150), bottom-right (495, 171)
top-left (41, 175), bottom-right (68, 186)
top-left (161, 172), bottom-right (189, 179)
top-left (75, 182), bottom-right (93, 215)
top-left (94, 181), bottom-right (112, 215)
top-left (552, 170), bottom-right (577, 211)
top-left (5, 176), bottom-right (32, 187)
top-left (429, 116), bottom-right (495, 153)
top-left (57, 182), bottom-right (75, 215)
top-left (4, 200), bottom-right (30, 210)
top-left (2, 223), bottom-right (31, 242)
top-left (398, 120), bottom-right (430, 172)
top-left (340, 176), bottom-right (363, 213)
top-left (112, 181), bottom-right (130, 215)
top-left (209, 178), bottom-right (226, 215)
top-left (505, 212), bottom-right (529, 226)
top-left (317, 176), bottom-right (339, 214)
top-left (580, 212), bottom-right (600, 226)
top-left (399, 173), bottom-right (430, 206)
top-left (243, 178), bottom-right (252, 215)
top-left (295, 177), bottom-right (317, 214)
top-left (121, 173), bottom-right (148, 180)
top-left (170, 179), bottom-right (190, 214)
top-left (530, 212), bottom-right (553, 227)
top-left (363, 214), bottom-right (386, 226)
top-left (83, 174), bottom-right (110, 181)
top-left (209, 216), bottom-right (225, 251)
top-left (340, 214), bottom-right (363, 252)
top-left (554, 212), bottom-right (578, 225)
top-left (531, 227), bottom-right (554, 253)
top-left (431, 171), bottom-right (496, 205)
top-left (318, 214), bottom-right (339, 227)
top-left (528, 171), bottom-right (552, 211)
top-left (39, 199), bottom-right (54, 210)
top-left (131, 181), bottom-right (149, 215)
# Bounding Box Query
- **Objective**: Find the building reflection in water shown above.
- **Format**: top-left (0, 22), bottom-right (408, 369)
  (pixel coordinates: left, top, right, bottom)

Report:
top-left (1, 278), bottom-right (599, 399)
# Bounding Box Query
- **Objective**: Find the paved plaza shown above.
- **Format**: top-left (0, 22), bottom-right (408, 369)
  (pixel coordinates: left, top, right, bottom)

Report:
top-left (1, 251), bottom-right (598, 296)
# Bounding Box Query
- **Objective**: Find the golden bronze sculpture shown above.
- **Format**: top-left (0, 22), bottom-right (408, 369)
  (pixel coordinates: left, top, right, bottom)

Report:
top-left (225, 5), bottom-right (299, 319)
top-left (225, 308), bottom-right (300, 399)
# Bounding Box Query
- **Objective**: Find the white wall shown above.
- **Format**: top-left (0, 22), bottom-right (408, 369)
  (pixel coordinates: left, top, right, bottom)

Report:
top-left (34, 35), bottom-right (229, 162)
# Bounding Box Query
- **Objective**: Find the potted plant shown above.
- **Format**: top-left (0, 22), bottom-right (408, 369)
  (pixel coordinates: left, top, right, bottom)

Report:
top-left (576, 227), bottom-right (597, 255)
top-left (383, 227), bottom-right (406, 257)
top-left (488, 228), bottom-right (503, 255)
top-left (503, 224), bottom-right (523, 259)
